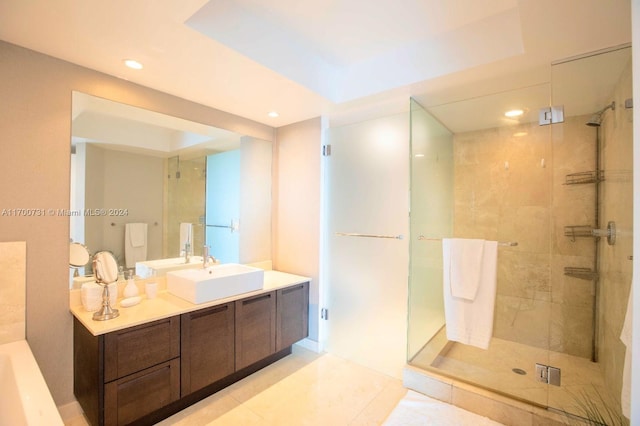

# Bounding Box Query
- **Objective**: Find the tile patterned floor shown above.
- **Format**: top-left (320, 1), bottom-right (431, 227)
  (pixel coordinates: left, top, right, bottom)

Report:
top-left (384, 390), bottom-right (504, 426)
top-left (158, 346), bottom-right (406, 425)
top-left (66, 346), bottom-right (405, 425)
top-left (66, 344), bottom-right (508, 425)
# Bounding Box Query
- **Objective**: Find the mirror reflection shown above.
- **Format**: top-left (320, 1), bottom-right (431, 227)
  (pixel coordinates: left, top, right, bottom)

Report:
top-left (70, 92), bottom-right (272, 284)
top-left (69, 241), bottom-right (90, 278)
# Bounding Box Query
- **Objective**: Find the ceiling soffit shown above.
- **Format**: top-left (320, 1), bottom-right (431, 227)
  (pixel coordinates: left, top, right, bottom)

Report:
top-left (186, 0), bottom-right (524, 103)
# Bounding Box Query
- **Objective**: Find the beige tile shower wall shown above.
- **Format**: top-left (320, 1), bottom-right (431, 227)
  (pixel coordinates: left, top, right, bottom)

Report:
top-left (0, 241), bottom-right (26, 344)
top-left (550, 115), bottom-right (599, 357)
top-left (599, 58), bottom-right (633, 408)
top-left (453, 116), bottom-right (596, 358)
top-left (166, 156), bottom-right (206, 258)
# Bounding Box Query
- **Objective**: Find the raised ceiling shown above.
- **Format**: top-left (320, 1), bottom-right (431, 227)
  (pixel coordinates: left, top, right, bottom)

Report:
top-left (0, 0), bottom-right (632, 127)
top-left (186, 0), bottom-right (524, 102)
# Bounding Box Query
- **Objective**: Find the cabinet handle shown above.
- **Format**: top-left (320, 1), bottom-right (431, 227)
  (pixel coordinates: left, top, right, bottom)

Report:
top-left (190, 304), bottom-right (228, 319)
top-left (282, 284), bottom-right (304, 295)
top-left (115, 317), bottom-right (171, 335)
top-left (242, 293), bottom-right (272, 305)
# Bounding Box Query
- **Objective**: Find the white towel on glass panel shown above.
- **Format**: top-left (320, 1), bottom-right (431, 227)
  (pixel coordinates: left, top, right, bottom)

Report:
top-left (179, 223), bottom-right (193, 251)
top-left (443, 239), bottom-right (498, 349)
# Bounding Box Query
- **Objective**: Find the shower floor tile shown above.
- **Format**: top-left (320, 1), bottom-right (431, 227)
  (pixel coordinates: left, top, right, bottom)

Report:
top-left (410, 327), bottom-right (621, 422)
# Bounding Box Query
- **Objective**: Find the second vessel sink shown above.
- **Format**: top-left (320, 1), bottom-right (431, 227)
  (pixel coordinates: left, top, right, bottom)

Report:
top-left (166, 264), bottom-right (264, 304)
top-left (135, 257), bottom-right (205, 278)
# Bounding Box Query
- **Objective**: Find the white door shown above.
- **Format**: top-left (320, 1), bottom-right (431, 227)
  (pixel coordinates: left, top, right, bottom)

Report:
top-left (323, 112), bottom-right (409, 378)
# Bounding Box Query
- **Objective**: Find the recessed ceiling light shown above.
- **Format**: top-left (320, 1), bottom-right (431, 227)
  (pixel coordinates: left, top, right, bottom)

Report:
top-left (124, 59), bottom-right (143, 70)
top-left (505, 109), bottom-right (524, 118)
top-left (267, 111), bottom-right (279, 118)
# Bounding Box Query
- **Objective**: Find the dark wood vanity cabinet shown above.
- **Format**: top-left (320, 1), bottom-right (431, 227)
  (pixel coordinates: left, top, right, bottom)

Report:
top-left (104, 359), bottom-right (180, 425)
top-left (180, 302), bottom-right (235, 395)
top-left (74, 316), bottom-right (181, 426)
top-left (103, 317), bottom-right (180, 382)
top-left (235, 291), bottom-right (277, 370)
top-left (276, 282), bottom-right (309, 351)
top-left (74, 281), bottom-right (309, 425)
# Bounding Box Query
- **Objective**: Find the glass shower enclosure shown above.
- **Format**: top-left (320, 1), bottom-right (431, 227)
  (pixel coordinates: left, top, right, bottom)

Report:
top-left (407, 45), bottom-right (633, 422)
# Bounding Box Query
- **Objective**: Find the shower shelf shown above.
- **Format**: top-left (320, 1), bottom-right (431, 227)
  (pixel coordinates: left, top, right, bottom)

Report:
top-left (564, 225), bottom-right (596, 241)
top-left (564, 267), bottom-right (598, 281)
top-left (563, 170), bottom-right (604, 185)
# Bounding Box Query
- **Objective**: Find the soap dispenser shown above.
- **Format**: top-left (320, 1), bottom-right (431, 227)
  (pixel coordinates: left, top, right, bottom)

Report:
top-left (123, 269), bottom-right (139, 298)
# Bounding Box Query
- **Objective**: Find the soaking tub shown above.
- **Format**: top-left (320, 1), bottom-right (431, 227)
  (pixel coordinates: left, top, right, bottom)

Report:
top-left (0, 340), bottom-right (63, 425)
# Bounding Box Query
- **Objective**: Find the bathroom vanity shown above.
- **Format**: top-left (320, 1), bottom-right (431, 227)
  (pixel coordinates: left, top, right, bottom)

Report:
top-left (71, 270), bottom-right (309, 426)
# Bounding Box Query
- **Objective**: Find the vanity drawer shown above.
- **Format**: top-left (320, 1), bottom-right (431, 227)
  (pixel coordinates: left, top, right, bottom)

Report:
top-left (104, 358), bottom-right (180, 426)
top-left (104, 316), bottom-right (180, 382)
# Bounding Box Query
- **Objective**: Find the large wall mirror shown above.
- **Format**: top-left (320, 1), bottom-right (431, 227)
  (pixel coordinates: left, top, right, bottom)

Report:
top-left (70, 92), bottom-right (272, 280)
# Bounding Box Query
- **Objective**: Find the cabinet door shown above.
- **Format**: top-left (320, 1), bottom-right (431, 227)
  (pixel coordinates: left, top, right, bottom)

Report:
top-left (181, 303), bottom-right (235, 395)
top-left (276, 282), bottom-right (309, 351)
top-left (104, 358), bottom-right (180, 426)
top-left (104, 317), bottom-right (180, 382)
top-left (235, 291), bottom-right (276, 370)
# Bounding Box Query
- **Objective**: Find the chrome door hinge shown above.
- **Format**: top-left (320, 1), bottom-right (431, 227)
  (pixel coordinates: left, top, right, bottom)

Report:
top-left (322, 144), bottom-right (332, 156)
top-left (539, 105), bottom-right (565, 125)
top-left (320, 308), bottom-right (329, 320)
top-left (535, 363), bottom-right (561, 386)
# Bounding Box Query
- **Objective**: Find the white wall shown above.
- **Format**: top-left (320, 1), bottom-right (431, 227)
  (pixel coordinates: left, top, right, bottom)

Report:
top-left (86, 146), bottom-right (164, 266)
top-left (274, 118), bottom-right (322, 342)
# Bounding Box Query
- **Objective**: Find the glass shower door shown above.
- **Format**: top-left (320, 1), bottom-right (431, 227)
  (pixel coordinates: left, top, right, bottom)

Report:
top-left (407, 83), bottom-right (555, 409)
top-left (407, 99), bottom-right (453, 360)
top-left (406, 45), bottom-right (633, 423)
top-left (323, 111), bottom-right (409, 379)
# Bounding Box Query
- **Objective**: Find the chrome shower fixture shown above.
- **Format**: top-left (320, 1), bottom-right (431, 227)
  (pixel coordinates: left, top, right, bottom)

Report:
top-left (586, 101), bottom-right (616, 127)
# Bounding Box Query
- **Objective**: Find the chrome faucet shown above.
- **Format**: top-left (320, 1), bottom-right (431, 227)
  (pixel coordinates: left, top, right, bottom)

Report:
top-left (202, 245), bottom-right (216, 268)
top-left (183, 242), bottom-right (191, 263)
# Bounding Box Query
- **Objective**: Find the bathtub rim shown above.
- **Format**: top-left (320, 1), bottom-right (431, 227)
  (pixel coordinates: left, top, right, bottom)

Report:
top-left (0, 339), bottom-right (64, 425)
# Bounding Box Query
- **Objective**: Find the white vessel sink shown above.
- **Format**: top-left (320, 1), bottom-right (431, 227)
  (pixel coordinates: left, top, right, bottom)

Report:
top-left (135, 257), bottom-right (205, 278)
top-left (166, 264), bottom-right (264, 304)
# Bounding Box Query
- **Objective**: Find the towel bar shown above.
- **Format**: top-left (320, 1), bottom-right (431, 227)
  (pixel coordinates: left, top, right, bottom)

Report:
top-left (336, 232), bottom-right (404, 240)
top-left (111, 221), bottom-right (158, 227)
top-left (417, 236), bottom-right (517, 246)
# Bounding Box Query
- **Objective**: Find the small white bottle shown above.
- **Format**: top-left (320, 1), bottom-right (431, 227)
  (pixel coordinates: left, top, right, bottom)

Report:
top-left (123, 269), bottom-right (139, 298)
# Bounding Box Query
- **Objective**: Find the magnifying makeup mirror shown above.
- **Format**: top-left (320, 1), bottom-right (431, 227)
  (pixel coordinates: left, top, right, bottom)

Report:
top-left (69, 242), bottom-right (90, 277)
top-left (92, 251), bottom-right (120, 321)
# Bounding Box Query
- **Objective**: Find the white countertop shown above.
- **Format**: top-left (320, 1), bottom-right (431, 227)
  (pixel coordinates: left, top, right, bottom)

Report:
top-left (70, 270), bottom-right (310, 336)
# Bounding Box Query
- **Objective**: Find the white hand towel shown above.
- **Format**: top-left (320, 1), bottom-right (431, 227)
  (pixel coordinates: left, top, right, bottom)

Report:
top-left (125, 223), bottom-right (148, 268)
top-left (448, 238), bottom-right (485, 300)
top-left (128, 223), bottom-right (147, 248)
top-left (620, 287), bottom-right (632, 419)
top-left (179, 223), bottom-right (193, 250)
top-left (443, 239), bottom-right (498, 350)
